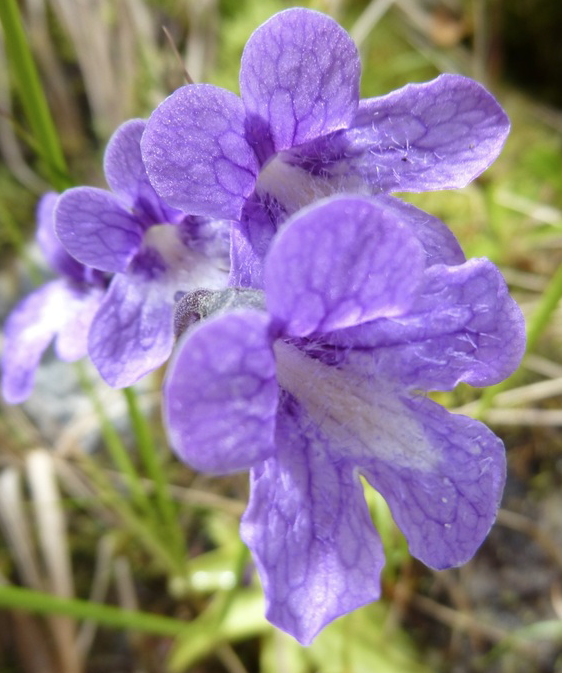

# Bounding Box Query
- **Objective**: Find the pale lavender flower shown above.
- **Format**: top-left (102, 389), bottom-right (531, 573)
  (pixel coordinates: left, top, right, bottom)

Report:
top-left (2, 192), bottom-right (106, 403)
top-left (163, 195), bottom-right (525, 644)
top-left (55, 118), bottom-right (230, 388)
top-left (141, 8), bottom-right (510, 287)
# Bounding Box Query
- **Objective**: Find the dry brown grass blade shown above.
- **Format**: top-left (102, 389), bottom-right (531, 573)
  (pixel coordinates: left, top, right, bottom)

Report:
top-left (26, 450), bottom-right (82, 673)
top-left (76, 535), bottom-right (116, 658)
top-left (0, 466), bottom-right (44, 589)
top-left (350, 0), bottom-right (395, 48)
top-left (496, 508), bottom-right (562, 570)
top-left (185, 0), bottom-right (218, 84)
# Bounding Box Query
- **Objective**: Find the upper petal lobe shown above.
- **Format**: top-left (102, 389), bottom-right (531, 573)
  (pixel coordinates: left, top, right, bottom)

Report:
top-left (36, 191), bottom-right (88, 281)
top-left (56, 187), bottom-right (144, 273)
top-left (240, 8), bottom-right (360, 154)
top-left (265, 196), bottom-right (426, 336)
top-left (142, 84), bottom-right (259, 220)
top-left (340, 74), bottom-right (510, 192)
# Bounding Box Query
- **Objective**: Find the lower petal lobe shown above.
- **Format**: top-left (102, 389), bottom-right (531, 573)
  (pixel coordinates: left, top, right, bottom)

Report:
top-left (241, 395), bottom-right (384, 645)
top-left (88, 273), bottom-right (174, 388)
top-left (164, 309), bottom-right (278, 474)
top-left (359, 394), bottom-right (506, 569)
top-left (55, 287), bottom-right (105, 362)
top-left (2, 281), bottom-right (74, 403)
top-left (229, 194), bottom-right (282, 289)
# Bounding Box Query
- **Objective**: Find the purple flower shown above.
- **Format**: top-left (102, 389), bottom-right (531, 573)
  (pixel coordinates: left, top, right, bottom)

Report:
top-left (141, 8), bottom-right (510, 286)
top-left (1, 192), bottom-right (106, 404)
top-left (162, 195), bottom-right (525, 644)
top-left (55, 118), bottom-right (230, 388)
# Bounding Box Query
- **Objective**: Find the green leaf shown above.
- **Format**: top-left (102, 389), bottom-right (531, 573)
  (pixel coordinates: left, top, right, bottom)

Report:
top-left (168, 589), bottom-right (269, 671)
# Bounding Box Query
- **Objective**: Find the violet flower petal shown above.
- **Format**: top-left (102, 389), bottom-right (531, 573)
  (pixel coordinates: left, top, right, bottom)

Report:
top-left (177, 216), bottom-right (231, 266)
top-left (88, 272), bottom-right (174, 387)
top-left (103, 119), bottom-right (153, 202)
top-left (360, 395), bottom-right (506, 569)
top-left (265, 196), bottom-right (425, 336)
top-left (55, 286), bottom-right (105, 361)
top-left (240, 8), bottom-right (360, 156)
top-left (374, 195), bottom-right (465, 267)
top-left (344, 74), bottom-right (510, 192)
top-left (1, 280), bottom-right (75, 403)
top-left (336, 258), bottom-right (526, 390)
top-left (241, 397), bottom-right (384, 645)
top-left (56, 187), bottom-right (144, 272)
top-left (229, 195), bottom-right (282, 289)
top-left (141, 84), bottom-right (259, 220)
top-left (103, 118), bottom-right (171, 222)
top-left (164, 310), bottom-right (278, 473)
top-left (36, 191), bottom-right (87, 281)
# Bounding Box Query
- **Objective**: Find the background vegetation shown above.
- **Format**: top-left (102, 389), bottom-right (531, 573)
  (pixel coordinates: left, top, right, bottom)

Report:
top-left (1, 0), bottom-right (562, 671)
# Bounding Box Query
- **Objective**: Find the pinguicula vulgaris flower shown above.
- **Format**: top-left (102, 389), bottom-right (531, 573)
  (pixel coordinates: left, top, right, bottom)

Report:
top-left (141, 8), bottom-right (510, 287)
top-left (55, 118), bottom-right (230, 388)
top-left (163, 195), bottom-right (525, 644)
top-left (2, 192), bottom-right (106, 403)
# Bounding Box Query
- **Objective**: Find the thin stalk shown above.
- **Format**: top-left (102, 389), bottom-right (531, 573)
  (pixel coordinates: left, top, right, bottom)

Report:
top-left (75, 364), bottom-right (155, 527)
top-left (478, 260), bottom-right (562, 416)
top-left (0, 585), bottom-right (187, 636)
top-left (0, 0), bottom-right (71, 190)
top-left (77, 452), bottom-right (182, 576)
top-left (122, 387), bottom-right (184, 562)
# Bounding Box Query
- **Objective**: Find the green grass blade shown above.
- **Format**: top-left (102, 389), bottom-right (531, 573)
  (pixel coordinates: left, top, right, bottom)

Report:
top-left (76, 451), bottom-right (182, 576)
top-left (123, 387), bottom-right (185, 563)
top-left (0, 0), bottom-right (71, 190)
top-left (169, 589), bottom-right (268, 671)
top-left (75, 364), bottom-right (155, 526)
top-left (0, 584), bottom-right (188, 636)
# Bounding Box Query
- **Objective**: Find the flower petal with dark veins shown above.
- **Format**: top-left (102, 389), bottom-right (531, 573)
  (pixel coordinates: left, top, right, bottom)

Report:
top-left (265, 196), bottom-right (425, 336)
top-left (241, 396), bottom-right (384, 645)
top-left (344, 74), bottom-right (510, 192)
top-left (164, 309), bottom-right (278, 473)
top-left (87, 272), bottom-right (174, 388)
top-left (240, 8), bottom-right (361, 155)
top-left (334, 258), bottom-right (526, 390)
top-left (142, 84), bottom-right (260, 220)
top-left (360, 395), bottom-right (506, 569)
top-left (56, 187), bottom-right (144, 272)
top-left (229, 194), bottom-right (282, 289)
